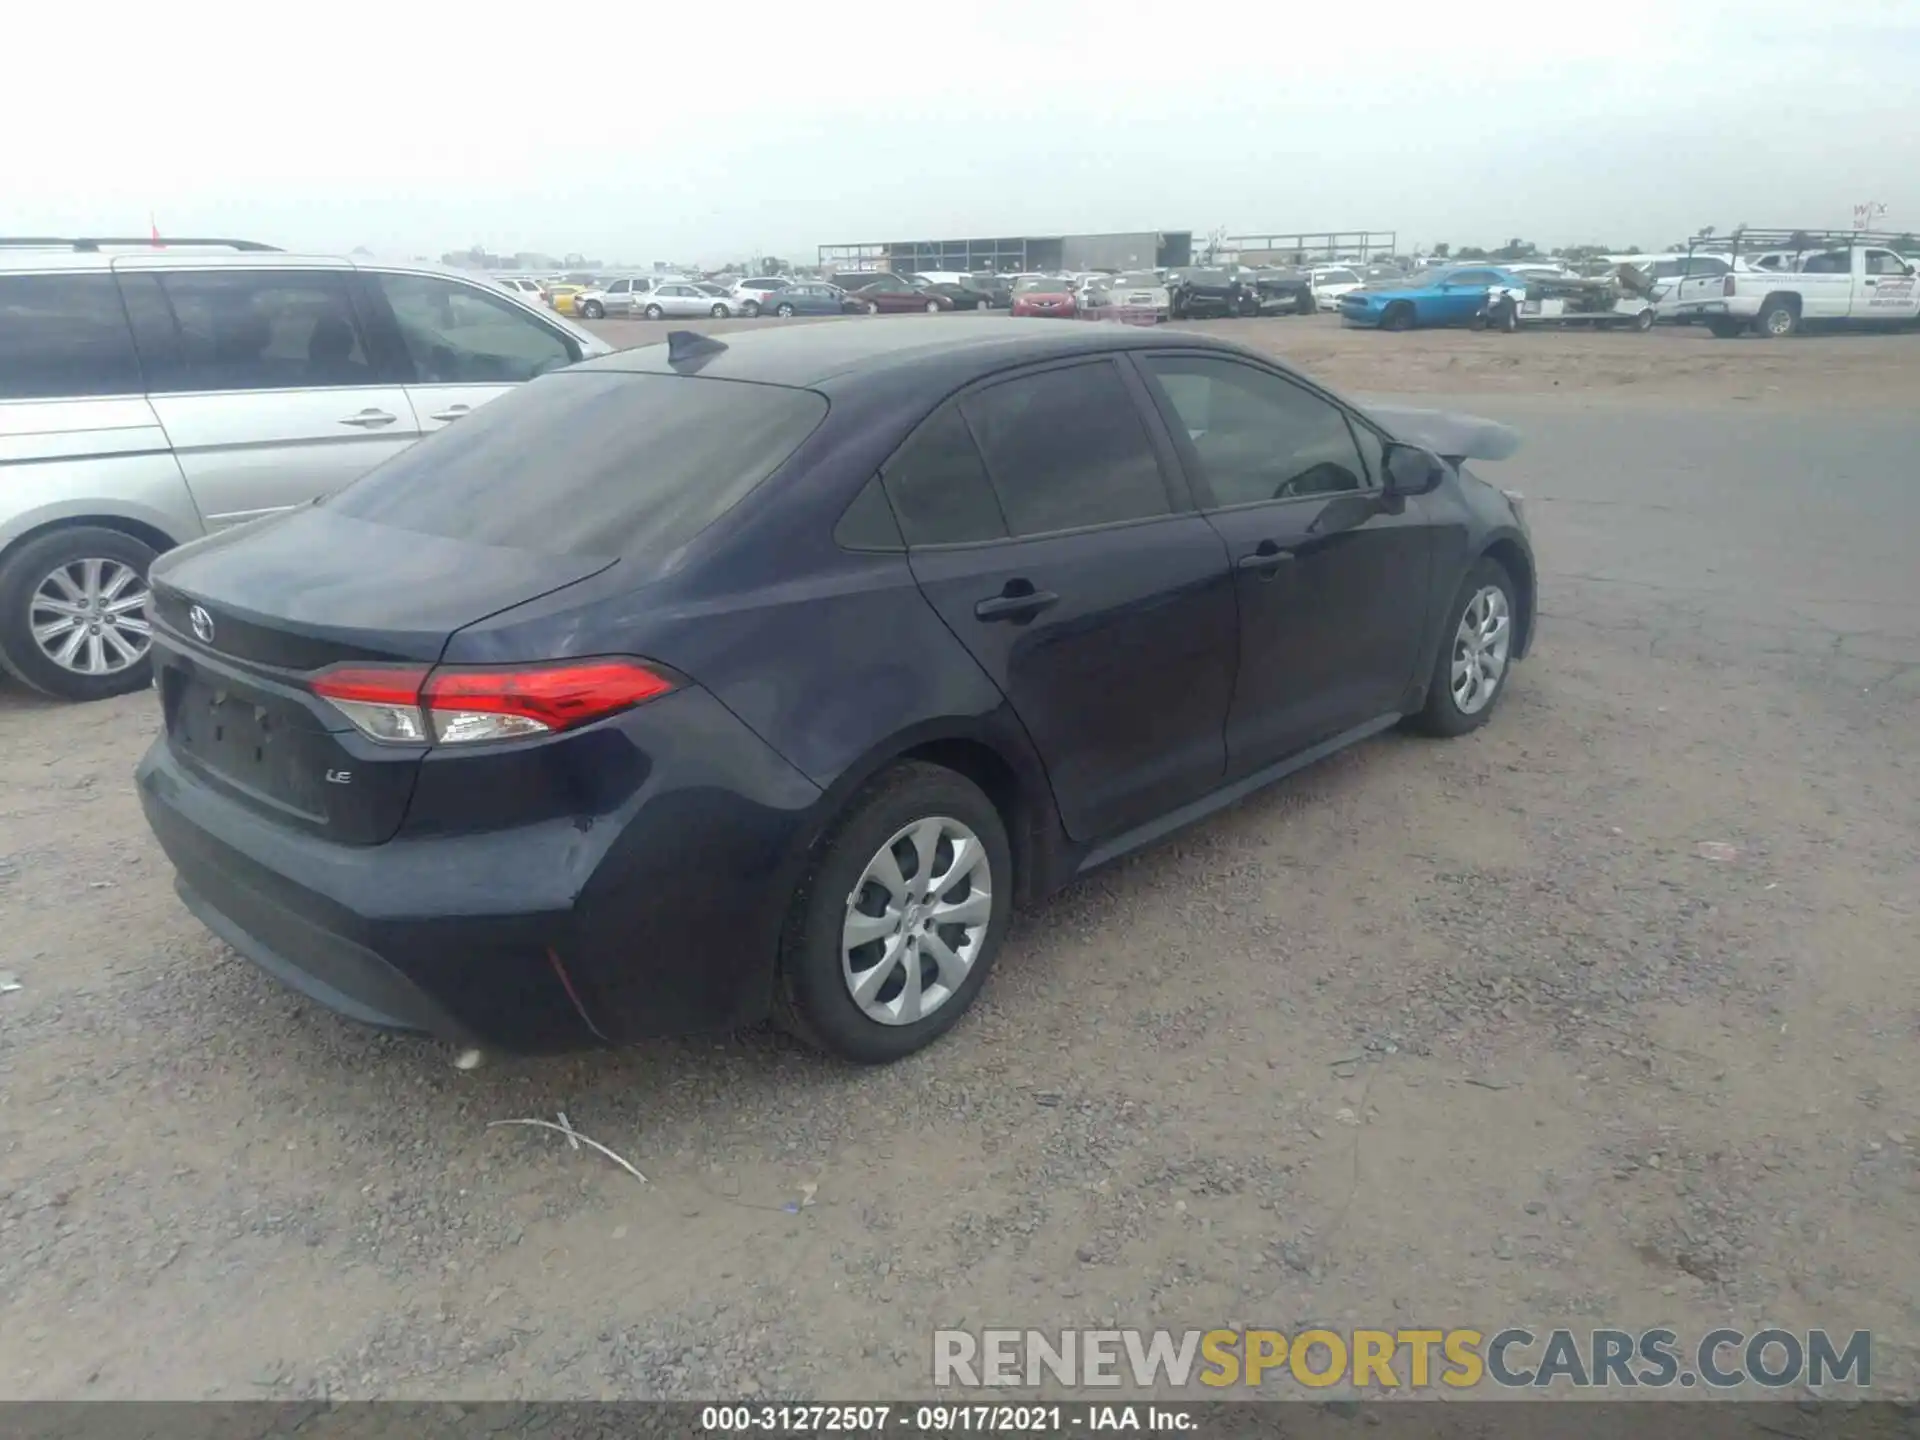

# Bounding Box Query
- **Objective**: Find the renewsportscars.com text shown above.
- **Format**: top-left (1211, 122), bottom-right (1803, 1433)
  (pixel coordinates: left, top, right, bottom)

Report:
top-left (933, 1327), bottom-right (1872, 1391)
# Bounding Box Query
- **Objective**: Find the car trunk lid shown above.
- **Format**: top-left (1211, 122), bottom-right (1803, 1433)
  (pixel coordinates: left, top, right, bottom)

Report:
top-left (149, 506), bottom-right (614, 844)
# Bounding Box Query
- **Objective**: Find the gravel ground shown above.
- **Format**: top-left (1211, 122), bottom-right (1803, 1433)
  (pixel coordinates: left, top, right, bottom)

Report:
top-left (1, 319), bottom-right (1916, 1402)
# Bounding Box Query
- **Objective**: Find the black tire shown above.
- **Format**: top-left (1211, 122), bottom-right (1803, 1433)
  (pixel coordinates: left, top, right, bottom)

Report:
top-left (1295, 289), bottom-right (1316, 317)
top-left (1411, 557), bottom-right (1519, 738)
top-left (710, 303), bottom-right (728, 318)
top-left (1382, 301), bottom-right (1415, 332)
top-left (1632, 306), bottom-right (1655, 332)
top-left (0, 525), bottom-right (159, 701)
top-left (865, 301), bottom-right (880, 314)
top-left (775, 302), bottom-right (796, 317)
top-left (580, 300), bottom-right (604, 320)
top-left (742, 301), bottom-right (761, 318)
top-left (772, 762), bottom-right (1011, 1064)
top-left (1756, 300), bottom-right (1798, 338)
top-left (1707, 316), bottom-right (1745, 339)
top-left (643, 303), bottom-right (664, 320)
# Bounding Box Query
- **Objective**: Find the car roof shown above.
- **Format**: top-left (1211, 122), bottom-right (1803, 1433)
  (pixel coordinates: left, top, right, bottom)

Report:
top-left (0, 247), bottom-right (538, 286)
top-left (578, 315), bottom-right (1235, 388)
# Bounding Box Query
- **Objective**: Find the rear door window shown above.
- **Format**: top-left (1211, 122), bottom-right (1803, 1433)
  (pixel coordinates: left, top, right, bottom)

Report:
top-left (960, 361), bottom-right (1172, 536)
top-left (0, 274), bottom-right (143, 400)
top-left (327, 372), bottom-right (827, 559)
top-left (882, 404), bottom-right (1009, 546)
top-left (140, 270), bottom-right (374, 393)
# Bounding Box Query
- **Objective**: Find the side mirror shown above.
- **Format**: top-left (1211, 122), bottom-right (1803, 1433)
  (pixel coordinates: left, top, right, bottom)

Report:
top-left (1382, 443), bottom-right (1446, 497)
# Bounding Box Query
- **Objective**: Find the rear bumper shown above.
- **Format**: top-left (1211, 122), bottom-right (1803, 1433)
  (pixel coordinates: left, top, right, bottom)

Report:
top-left (137, 686), bottom-right (824, 1053)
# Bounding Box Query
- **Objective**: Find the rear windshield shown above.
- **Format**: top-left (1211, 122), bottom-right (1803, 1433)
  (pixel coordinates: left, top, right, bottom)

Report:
top-left (327, 371), bottom-right (827, 559)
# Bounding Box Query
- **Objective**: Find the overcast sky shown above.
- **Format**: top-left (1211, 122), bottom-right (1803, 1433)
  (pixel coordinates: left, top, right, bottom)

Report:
top-left (7, 1), bottom-right (1917, 264)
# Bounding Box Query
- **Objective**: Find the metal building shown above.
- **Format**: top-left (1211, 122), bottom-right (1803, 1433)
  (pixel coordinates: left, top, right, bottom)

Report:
top-left (818, 231), bottom-right (1192, 276)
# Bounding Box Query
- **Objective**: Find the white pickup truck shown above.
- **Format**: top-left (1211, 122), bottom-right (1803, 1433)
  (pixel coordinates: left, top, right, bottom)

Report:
top-left (1669, 238), bottom-right (1920, 337)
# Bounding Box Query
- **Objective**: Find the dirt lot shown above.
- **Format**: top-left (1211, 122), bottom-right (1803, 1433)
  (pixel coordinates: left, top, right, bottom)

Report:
top-left (1, 318), bottom-right (1916, 1402)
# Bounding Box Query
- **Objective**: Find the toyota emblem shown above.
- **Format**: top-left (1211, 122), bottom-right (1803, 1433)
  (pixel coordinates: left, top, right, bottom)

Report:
top-left (188, 605), bottom-right (215, 644)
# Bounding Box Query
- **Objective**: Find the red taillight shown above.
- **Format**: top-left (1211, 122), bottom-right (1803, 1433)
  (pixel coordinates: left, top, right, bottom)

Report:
top-left (311, 659), bottom-right (675, 745)
top-left (1723, 275), bottom-right (1737, 296)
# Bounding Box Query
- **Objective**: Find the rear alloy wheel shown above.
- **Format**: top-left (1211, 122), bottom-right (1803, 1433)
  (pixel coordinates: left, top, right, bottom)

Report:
top-left (0, 525), bottom-right (157, 701)
top-left (1757, 301), bottom-right (1798, 338)
top-left (581, 300), bottom-right (604, 319)
top-left (1632, 306), bottom-right (1655, 332)
top-left (776, 302), bottom-right (796, 317)
top-left (925, 300), bottom-right (942, 313)
top-left (710, 303), bottom-right (729, 317)
top-left (865, 301), bottom-right (880, 314)
top-left (643, 303), bottom-right (664, 320)
top-left (773, 762), bottom-right (1010, 1063)
top-left (1413, 558), bottom-right (1517, 737)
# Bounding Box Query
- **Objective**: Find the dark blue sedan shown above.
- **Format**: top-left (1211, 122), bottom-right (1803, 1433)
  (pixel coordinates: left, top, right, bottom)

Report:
top-left (137, 320), bottom-right (1535, 1064)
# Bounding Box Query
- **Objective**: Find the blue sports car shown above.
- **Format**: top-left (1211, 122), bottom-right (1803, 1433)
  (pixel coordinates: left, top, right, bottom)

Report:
top-left (1338, 266), bottom-right (1527, 330)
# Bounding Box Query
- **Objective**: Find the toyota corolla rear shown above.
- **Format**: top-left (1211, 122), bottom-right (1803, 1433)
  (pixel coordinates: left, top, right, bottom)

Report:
top-left (136, 366), bottom-right (831, 1052)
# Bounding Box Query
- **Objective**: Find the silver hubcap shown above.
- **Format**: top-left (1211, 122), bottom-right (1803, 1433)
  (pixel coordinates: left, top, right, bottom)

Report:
top-left (1766, 311), bottom-right (1790, 334)
top-left (1451, 585), bottom-right (1511, 715)
top-left (30, 558), bottom-right (151, 676)
top-left (842, 816), bottom-right (992, 1026)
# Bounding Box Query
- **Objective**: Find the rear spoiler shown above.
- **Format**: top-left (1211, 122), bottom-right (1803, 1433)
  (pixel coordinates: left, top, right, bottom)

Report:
top-left (1369, 405), bottom-right (1521, 465)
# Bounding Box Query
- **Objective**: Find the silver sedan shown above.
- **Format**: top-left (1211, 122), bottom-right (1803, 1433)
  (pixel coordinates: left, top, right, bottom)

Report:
top-left (636, 282), bottom-right (735, 319)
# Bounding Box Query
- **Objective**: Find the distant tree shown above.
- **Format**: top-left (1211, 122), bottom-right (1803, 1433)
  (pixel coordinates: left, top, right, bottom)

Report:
top-left (1561, 244), bottom-right (1610, 262)
top-left (1431, 242), bottom-right (1450, 259)
top-left (760, 256), bottom-right (792, 274)
top-left (1455, 245), bottom-right (1489, 261)
top-left (1491, 237), bottom-right (1538, 260)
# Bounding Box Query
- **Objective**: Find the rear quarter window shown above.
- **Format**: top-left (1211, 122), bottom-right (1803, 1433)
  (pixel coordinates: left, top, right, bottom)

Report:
top-left (0, 274), bottom-right (143, 400)
top-left (326, 371), bottom-right (828, 559)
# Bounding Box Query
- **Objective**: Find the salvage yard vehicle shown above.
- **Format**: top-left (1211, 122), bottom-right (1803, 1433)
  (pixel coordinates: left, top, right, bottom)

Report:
top-left (1337, 265), bottom-right (1528, 330)
top-left (1247, 269), bottom-right (1320, 316)
top-left (1309, 266), bottom-right (1364, 310)
top-left (1478, 271), bottom-right (1657, 332)
top-left (1011, 276), bottom-right (1076, 317)
top-left (1082, 270), bottom-right (1171, 322)
top-left (765, 283), bottom-right (856, 317)
top-left (1168, 268), bottom-right (1259, 319)
top-left (729, 276), bottom-right (793, 317)
top-left (911, 277), bottom-right (993, 311)
top-left (135, 318), bottom-right (1534, 1064)
top-left (1666, 229), bottom-right (1920, 337)
top-left (0, 236), bottom-right (611, 700)
top-left (573, 276), bottom-right (655, 319)
top-left (639, 282), bottom-right (736, 319)
top-left (849, 276), bottom-right (955, 313)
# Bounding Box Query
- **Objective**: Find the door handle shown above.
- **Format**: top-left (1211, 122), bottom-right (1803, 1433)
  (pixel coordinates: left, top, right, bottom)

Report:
top-left (338, 409), bottom-right (397, 428)
top-left (974, 586), bottom-right (1059, 623)
top-left (429, 404), bottom-right (473, 422)
top-left (1236, 542), bottom-right (1294, 577)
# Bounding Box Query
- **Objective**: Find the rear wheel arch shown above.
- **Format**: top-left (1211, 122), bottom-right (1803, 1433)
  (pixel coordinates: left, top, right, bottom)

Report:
top-left (2, 512), bottom-right (181, 566)
top-left (792, 726), bottom-right (1060, 909)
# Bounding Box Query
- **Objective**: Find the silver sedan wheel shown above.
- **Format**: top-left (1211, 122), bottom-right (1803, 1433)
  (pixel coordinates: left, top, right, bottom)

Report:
top-left (842, 815), bottom-right (992, 1026)
top-left (30, 558), bottom-right (151, 676)
top-left (1450, 584), bottom-right (1511, 715)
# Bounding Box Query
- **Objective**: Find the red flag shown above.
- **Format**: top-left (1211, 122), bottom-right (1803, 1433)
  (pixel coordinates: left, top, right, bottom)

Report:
top-left (150, 214), bottom-right (163, 248)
